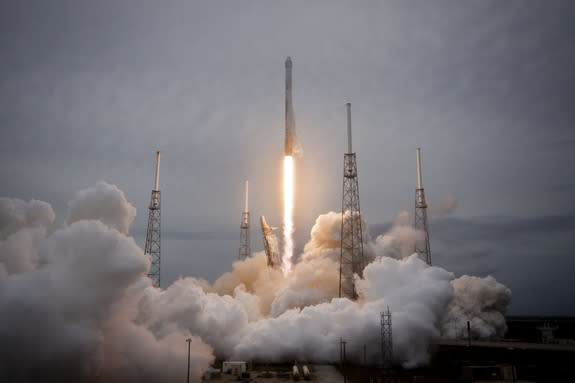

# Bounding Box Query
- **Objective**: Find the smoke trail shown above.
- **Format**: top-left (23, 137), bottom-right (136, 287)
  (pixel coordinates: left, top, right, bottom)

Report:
top-left (282, 155), bottom-right (294, 274)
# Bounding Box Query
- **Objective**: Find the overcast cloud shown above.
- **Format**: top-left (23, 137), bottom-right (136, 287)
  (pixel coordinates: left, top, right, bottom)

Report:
top-left (1, 0), bottom-right (574, 315)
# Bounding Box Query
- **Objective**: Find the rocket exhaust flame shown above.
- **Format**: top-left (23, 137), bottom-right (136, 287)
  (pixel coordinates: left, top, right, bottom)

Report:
top-left (282, 155), bottom-right (294, 274)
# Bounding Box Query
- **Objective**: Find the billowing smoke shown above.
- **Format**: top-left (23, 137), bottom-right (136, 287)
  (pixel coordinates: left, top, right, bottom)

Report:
top-left (1, 182), bottom-right (511, 381)
top-left (0, 197), bottom-right (55, 239)
top-left (67, 181), bottom-right (136, 234)
top-left (441, 275), bottom-right (512, 339)
top-left (136, 209), bottom-right (510, 368)
top-left (371, 211), bottom-right (423, 260)
top-left (0, 183), bottom-right (213, 382)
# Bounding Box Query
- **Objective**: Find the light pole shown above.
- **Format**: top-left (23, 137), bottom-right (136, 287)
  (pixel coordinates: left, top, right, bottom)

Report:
top-left (186, 338), bottom-right (192, 383)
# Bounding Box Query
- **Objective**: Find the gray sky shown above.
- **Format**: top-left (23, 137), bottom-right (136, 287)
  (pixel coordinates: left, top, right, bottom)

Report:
top-left (1, 0), bottom-right (574, 315)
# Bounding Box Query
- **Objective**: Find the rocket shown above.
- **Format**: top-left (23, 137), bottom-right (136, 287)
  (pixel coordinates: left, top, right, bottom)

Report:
top-left (285, 56), bottom-right (296, 156)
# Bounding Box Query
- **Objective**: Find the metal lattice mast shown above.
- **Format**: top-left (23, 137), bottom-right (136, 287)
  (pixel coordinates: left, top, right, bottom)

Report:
top-left (145, 151), bottom-right (161, 287)
top-left (339, 103), bottom-right (364, 299)
top-left (381, 306), bottom-right (393, 368)
top-left (239, 180), bottom-right (251, 260)
top-left (414, 148), bottom-right (432, 265)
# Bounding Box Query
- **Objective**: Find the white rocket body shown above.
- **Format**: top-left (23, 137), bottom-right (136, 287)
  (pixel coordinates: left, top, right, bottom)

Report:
top-left (285, 57), bottom-right (296, 156)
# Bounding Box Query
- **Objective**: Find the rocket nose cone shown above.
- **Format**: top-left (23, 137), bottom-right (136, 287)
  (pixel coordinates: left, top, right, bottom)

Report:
top-left (285, 56), bottom-right (292, 68)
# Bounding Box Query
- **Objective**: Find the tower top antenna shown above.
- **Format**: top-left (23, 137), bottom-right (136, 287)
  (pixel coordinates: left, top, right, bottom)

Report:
top-left (346, 103), bottom-right (352, 154)
top-left (244, 180), bottom-right (249, 213)
top-left (154, 151), bottom-right (161, 192)
top-left (416, 148), bottom-right (423, 189)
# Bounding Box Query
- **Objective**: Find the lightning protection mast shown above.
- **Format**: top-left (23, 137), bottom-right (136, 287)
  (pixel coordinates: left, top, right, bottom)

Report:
top-left (339, 103), bottom-right (364, 299)
top-left (239, 180), bottom-right (251, 260)
top-left (145, 151), bottom-right (162, 287)
top-left (414, 148), bottom-right (432, 265)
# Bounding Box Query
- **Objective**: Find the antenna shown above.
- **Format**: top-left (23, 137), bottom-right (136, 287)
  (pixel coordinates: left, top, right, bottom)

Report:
top-left (244, 180), bottom-right (249, 213)
top-left (416, 147), bottom-right (422, 190)
top-left (346, 103), bottom-right (352, 154)
top-left (154, 151), bottom-right (161, 191)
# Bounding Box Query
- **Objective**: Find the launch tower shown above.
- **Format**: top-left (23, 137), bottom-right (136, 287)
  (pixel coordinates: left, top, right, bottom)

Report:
top-left (414, 148), bottom-right (432, 265)
top-left (339, 103), bottom-right (364, 299)
top-left (145, 151), bottom-right (162, 287)
top-left (239, 180), bottom-right (251, 260)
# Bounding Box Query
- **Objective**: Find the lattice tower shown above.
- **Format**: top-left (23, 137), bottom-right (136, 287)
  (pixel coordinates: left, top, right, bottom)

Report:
top-left (339, 103), bottom-right (364, 299)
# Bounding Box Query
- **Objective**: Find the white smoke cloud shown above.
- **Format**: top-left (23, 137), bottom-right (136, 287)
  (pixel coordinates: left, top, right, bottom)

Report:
top-left (441, 275), bottom-right (512, 339)
top-left (0, 227), bottom-right (46, 274)
top-left (137, 210), bottom-right (507, 369)
top-left (372, 211), bottom-right (423, 260)
top-left (225, 255), bottom-right (454, 367)
top-left (0, 197), bottom-right (55, 240)
top-left (0, 183), bottom-right (511, 381)
top-left (67, 181), bottom-right (136, 234)
top-left (0, 186), bottom-right (213, 382)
